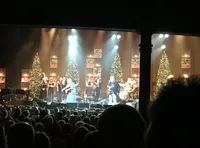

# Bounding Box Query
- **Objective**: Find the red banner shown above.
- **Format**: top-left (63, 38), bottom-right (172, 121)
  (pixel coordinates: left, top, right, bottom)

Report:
top-left (86, 64), bottom-right (94, 68)
top-left (132, 64), bottom-right (140, 68)
top-left (50, 58), bottom-right (58, 68)
top-left (181, 64), bottom-right (190, 68)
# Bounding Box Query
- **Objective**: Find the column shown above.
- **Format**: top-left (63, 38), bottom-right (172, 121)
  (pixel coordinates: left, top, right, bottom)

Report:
top-left (139, 31), bottom-right (152, 122)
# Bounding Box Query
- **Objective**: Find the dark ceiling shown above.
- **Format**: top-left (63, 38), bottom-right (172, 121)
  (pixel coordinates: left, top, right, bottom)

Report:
top-left (1, 7), bottom-right (200, 36)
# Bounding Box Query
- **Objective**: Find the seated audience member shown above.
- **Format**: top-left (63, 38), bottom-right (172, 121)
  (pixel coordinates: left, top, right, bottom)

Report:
top-left (35, 131), bottom-right (51, 148)
top-left (35, 122), bottom-right (44, 132)
top-left (0, 124), bottom-right (7, 148)
top-left (145, 76), bottom-right (200, 148)
top-left (7, 122), bottom-right (35, 148)
top-left (73, 126), bottom-right (89, 148)
top-left (84, 130), bottom-right (99, 148)
top-left (97, 104), bottom-right (146, 148)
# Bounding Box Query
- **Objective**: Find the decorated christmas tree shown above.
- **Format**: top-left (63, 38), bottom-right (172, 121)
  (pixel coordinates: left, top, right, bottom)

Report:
top-left (156, 51), bottom-right (171, 94)
top-left (110, 52), bottom-right (124, 83)
top-left (29, 53), bottom-right (42, 98)
top-left (66, 58), bottom-right (80, 92)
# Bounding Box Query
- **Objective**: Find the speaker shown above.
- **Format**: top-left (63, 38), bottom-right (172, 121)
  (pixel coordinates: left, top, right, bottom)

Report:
top-left (78, 103), bottom-right (90, 109)
top-left (67, 103), bottom-right (77, 108)
top-left (90, 104), bottom-right (102, 109)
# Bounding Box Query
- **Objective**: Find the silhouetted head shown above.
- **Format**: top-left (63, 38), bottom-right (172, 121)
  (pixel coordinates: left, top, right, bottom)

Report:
top-left (7, 122), bottom-right (35, 148)
top-left (35, 132), bottom-right (50, 148)
top-left (146, 75), bottom-right (200, 148)
top-left (97, 104), bottom-right (146, 148)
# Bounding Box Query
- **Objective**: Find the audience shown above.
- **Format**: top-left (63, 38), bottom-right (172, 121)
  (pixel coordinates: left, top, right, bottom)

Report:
top-left (0, 75), bottom-right (200, 148)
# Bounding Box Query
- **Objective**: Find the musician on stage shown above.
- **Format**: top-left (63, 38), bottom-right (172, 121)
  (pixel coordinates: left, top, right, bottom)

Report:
top-left (124, 78), bottom-right (134, 100)
top-left (40, 72), bottom-right (48, 100)
top-left (107, 76), bottom-right (120, 105)
top-left (62, 78), bottom-right (76, 103)
top-left (57, 77), bottom-right (63, 103)
top-left (93, 76), bottom-right (102, 100)
top-left (48, 77), bottom-right (55, 103)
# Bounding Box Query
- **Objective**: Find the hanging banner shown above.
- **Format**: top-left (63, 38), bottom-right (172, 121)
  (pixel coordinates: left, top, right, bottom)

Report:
top-left (131, 58), bottom-right (140, 68)
top-left (50, 55), bottom-right (58, 68)
top-left (86, 58), bottom-right (95, 68)
top-left (94, 49), bottom-right (102, 58)
top-left (181, 56), bottom-right (191, 68)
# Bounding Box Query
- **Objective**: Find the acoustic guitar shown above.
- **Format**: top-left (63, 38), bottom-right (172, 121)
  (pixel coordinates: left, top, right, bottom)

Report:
top-left (62, 87), bottom-right (72, 94)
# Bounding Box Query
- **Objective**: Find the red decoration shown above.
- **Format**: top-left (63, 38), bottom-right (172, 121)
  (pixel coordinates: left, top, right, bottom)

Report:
top-left (50, 58), bottom-right (58, 68)
top-left (132, 64), bottom-right (140, 68)
top-left (181, 64), bottom-right (191, 68)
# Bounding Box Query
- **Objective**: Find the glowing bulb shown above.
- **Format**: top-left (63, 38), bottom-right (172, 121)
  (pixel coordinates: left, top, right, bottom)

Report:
top-left (183, 74), bottom-right (188, 78)
top-left (165, 34), bottom-right (169, 38)
top-left (159, 34), bottom-right (164, 38)
top-left (168, 75), bottom-right (174, 79)
top-left (134, 55), bottom-right (138, 57)
top-left (114, 45), bottom-right (119, 49)
top-left (117, 35), bottom-right (121, 39)
top-left (161, 45), bottom-right (166, 49)
top-left (112, 34), bottom-right (117, 40)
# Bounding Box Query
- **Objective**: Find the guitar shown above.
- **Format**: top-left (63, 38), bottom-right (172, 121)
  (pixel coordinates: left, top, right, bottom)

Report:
top-left (62, 87), bottom-right (72, 94)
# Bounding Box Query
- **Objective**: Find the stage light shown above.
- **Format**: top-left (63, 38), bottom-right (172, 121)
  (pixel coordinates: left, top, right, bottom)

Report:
top-left (133, 74), bottom-right (137, 77)
top-left (184, 54), bottom-right (188, 57)
top-left (117, 35), bottom-right (121, 39)
top-left (134, 55), bottom-right (138, 57)
top-left (161, 45), bottom-right (166, 49)
top-left (24, 74), bottom-right (28, 77)
top-left (183, 74), bottom-right (189, 78)
top-left (112, 34), bottom-right (117, 40)
top-left (68, 35), bottom-right (72, 41)
top-left (159, 34), bottom-right (164, 38)
top-left (164, 34), bottom-right (169, 38)
top-left (73, 35), bottom-right (77, 40)
top-left (114, 45), bottom-right (119, 49)
top-left (168, 75), bottom-right (174, 79)
top-left (72, 29), bottom-right (76, 32)
top-left (96, 64), bottom-right (99, 66)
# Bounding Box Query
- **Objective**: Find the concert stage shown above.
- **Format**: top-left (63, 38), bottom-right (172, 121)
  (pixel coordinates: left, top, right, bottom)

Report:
top-left (25, 99), bottom-right (139, 110)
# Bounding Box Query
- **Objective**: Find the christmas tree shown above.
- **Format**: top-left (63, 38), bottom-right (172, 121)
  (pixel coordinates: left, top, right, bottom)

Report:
top-left (66, 58), bottom-right (80, 92)
top-left (110, 52), bottom-right (124, 83)
top-left (156, 51), bottom-right (171, 94)
top-left (29, 53), bottom-right (42, 98)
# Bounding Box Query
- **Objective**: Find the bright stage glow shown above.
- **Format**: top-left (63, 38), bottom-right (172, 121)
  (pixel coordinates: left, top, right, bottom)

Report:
top-left (114, 45), bottom-right (119, 49)
top-left (112, 34), bottom-right (117, 40)
top-left (168, 75), bottom-right (174, 79)
top-left (117, 35), bottom-right (121, 39)
top-left (72, 29), bottom-right (76, 32)
top-left (165, 34), bottom-right (169, 38)
top-left (161, 45), bottom-right (166, 49)
top-left (159, 34), bottom-right (164, 38)
top-left (183, 74), bottom-right (189, 78)
top-left (68, 35), bottom-right (72, 41)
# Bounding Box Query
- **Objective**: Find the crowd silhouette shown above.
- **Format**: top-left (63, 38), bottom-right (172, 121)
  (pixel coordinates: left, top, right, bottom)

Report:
top-left (0, 75), bottom-right (200, 148)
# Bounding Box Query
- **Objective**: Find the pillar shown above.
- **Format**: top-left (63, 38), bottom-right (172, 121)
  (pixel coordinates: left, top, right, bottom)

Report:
top-left (139, 31), bottom-right (152, 122)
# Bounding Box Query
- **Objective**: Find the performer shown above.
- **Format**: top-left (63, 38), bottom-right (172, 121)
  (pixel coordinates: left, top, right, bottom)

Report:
top-left (62, 78), bottom-right (76, 103)
top-left (124, 78), bottom-right (134, 100)
top-left (107, 76), bottom-right (120, 105)
top-left (48, 77), bottom-right (55, 103)
top-left (57, 77), bottom-right (63, 103)
top-left (93, 76), bottom-right (102, 100)
top-left (39, 72), bottom-right (48, 100)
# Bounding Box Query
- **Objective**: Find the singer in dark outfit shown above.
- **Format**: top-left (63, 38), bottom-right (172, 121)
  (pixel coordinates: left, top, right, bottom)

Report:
top-left (57, 77), bottom-right (63, 103)
top-left (40, 73), bottom-right (48, 100)
top-left (48, 77), bottom-right (55, 103)
top-left (94, 77), bottom-right (102, 100)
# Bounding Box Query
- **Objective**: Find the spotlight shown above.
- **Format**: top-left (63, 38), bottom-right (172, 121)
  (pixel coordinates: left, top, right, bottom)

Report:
top-left (73, 35), bottom-right (77, 40)
top-left (164, 34), bottom-right (169, 38)
top-left (161, 45), bottom-right (166, 49)
top-left (117, 35), bottom-right (121, 39)
top-left (112, 34), bottom-right (117, 40)
top-left (114, 45), bottom-right (119, 49)
top-left (183, 74), bottom-right (189, 78)
top-left (68, 35), bottom-right (72, 41)
top-left (159, 34), bottom-right (164, 38)
top-left (72, 29), bottom-right (76, 32)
